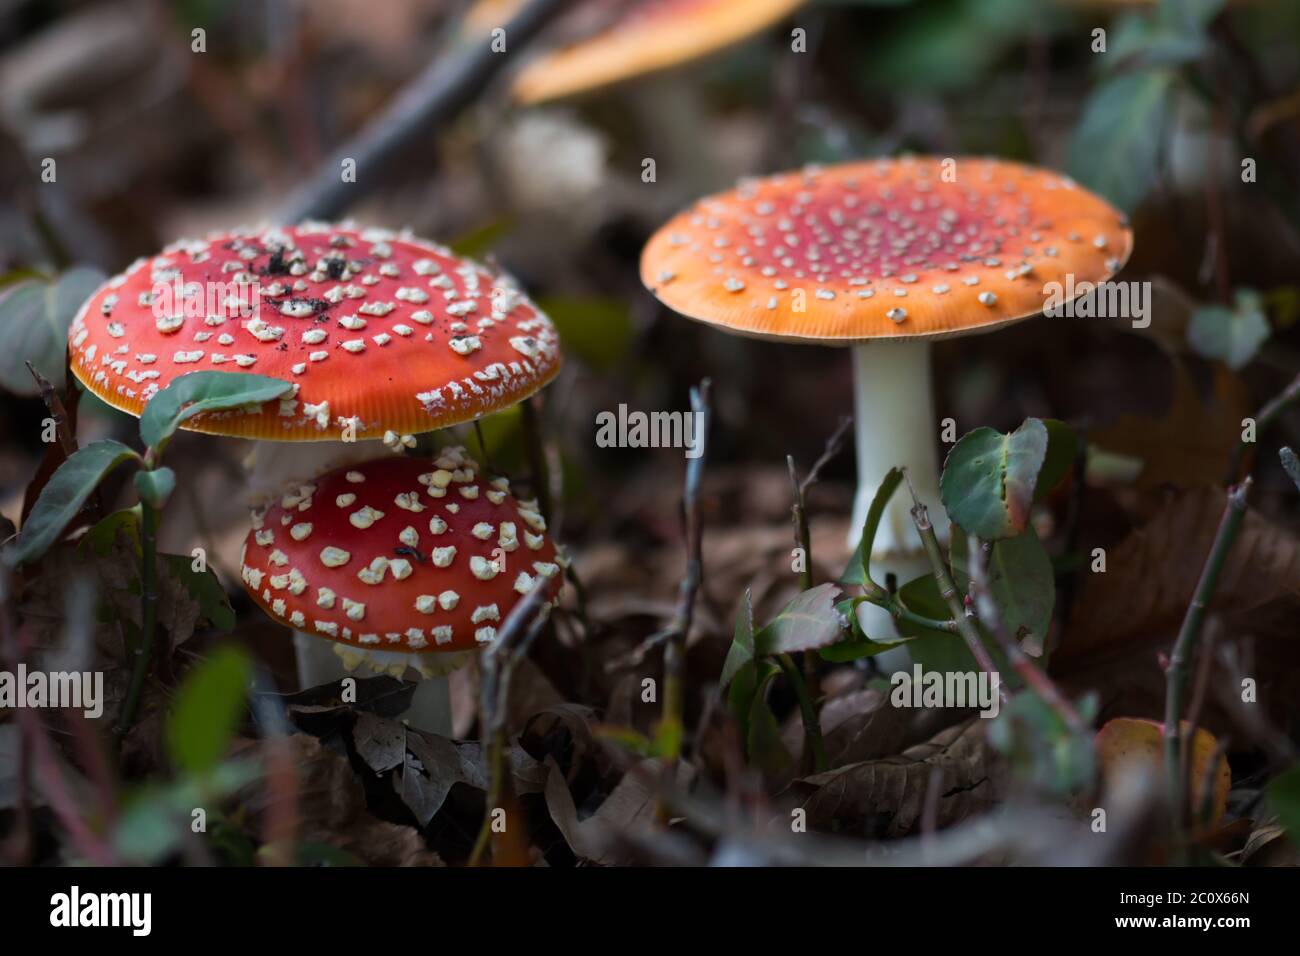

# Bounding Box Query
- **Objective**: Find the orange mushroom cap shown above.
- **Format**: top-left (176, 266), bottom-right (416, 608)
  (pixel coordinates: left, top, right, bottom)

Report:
top-left (68, 224), bottom-right (560, 441)
top-left (469, 0), bottom-right (807, 104)
top-left (238, 448), bottom-right (562, 655)
top-left (640, 156), bottom-right (1133, 344)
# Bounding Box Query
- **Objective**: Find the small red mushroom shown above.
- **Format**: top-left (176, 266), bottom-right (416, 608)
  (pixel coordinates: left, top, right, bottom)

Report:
top-left (239, 448), bottom-right (563, 733)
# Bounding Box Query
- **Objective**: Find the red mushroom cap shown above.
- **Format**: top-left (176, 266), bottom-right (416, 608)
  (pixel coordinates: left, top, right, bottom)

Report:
top-left (640, 156), bottom-right (1133, 343)
top-left (238, 448), bottom-right (562, 654)
top-left (69, 224), bottom-right (561, 441)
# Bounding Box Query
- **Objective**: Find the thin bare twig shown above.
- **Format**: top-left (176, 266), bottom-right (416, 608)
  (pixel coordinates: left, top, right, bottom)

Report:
top-left (786, 415), bottom-right (852, 593)
top-left (1164, 479), bottom-right (1251, 832)
top-left (1211, 643), bottom-right (1296, 767)
top-left (1227, 372), bottom-right (1300, 483)
top-left (781, 417), bottom-right (848, 775)
top-left (472, 420), bottom-right (496, 476)
top-left (469, 578), bottom-right (553, 866)
top-left (799, 415), bottom-right (853, 497)
top-left (655, 380), bottom-right (711, 818)
top-left (904, 473), bottom-right (1007, 702)
top-left (26, 362), bottom-right (76, 457)
top-left (966, 536), bottom-right (1085, 733)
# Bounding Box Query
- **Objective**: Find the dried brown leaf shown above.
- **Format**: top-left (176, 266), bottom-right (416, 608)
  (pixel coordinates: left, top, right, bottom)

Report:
top-left (790, 718), bottom-right (1004, 837)
top-left (543, 757), bottom-right (692, 864)
top-left (352, 717), bottom-right (547, 827)
top-left (1091, 362), bottom-right (1250, 489)
top-left (1062, 487), bottom-right (1300, 662)
top-left (256, 734), bottom-right (443, 866)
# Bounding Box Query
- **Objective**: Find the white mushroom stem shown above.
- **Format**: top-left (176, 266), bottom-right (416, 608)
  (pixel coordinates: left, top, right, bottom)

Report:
top-left (293, 635), bottom-right (456, 737)
top-left (847, 339), bottom-right (951, 641)
top-left (246, 440), bottom-right (456, 736)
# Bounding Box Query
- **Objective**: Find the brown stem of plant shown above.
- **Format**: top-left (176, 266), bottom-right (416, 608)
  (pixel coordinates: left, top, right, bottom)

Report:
top-left (904, 472), bottom-right (1007, 702)
top-left (1164, 479), bottom-right (1250, 835)
top-left (469, 579), bottom-right (552, 866)
top-left (966, 536), bottom-right (1085, 733)
top-left (654, 380), bottom-right (711, 822)
top-left (26, 362), bottom-right (76, 456)
top-left (777, 652), bottom-right (828, 774)
top-left (781, 417), bottom-right (848, 775)
top-left (472, 419), bottom-right (496, 477)
top-left (469, 725), bottom-right (508, 867)
top-left (787, 456), bottom-right (814, 594)
top-left (114, 498), bottom-right (159, 746)
top-left (1227, 373), bottom-right (1300, 483)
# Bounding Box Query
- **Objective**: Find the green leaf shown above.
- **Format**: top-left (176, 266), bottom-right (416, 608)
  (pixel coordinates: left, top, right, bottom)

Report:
top-left (1036, 420), bottom-right (1078, 502)
top-left (111, 759), bottom-right (259, 864)
top-left (1155, 0), bottom-right (1227, 32)
top-left (747, 664), bottom-right (792, 774)
top-left (819, 597), bottom-right (912, 662)
top-left (167, 645), bottom-right (252, 775)
top-left (1100, 4), bottom-right (1216, 75)
top-left (860, 0), bottom-right (1041, 93)
top-left (0, 267), bottom-right (105, 395)
top-left (139, 371), bottom-right (294, 452)
top-left (898, 575), bottom-right (1010, 679)
top-left (951, 525), bottom-right (1054, 644)
top-left (895, 576), bottom-right (961, 642)
top-left (941, 418), bottom-right (1049, 540)
top-left (1187, 289), bottom-right (1270, 371)
top-left (135, 467), bottom-right (177, 509)
top-left (720, 589), bottom-right (755, 690)
top-left (1068, 69), bottom-right (1176, 212)
top-left (1266, 765), bottom-right (1300, 848)
top-left (6, 440), bottom-right (138, 567)
top-left (754, 583), bottom-right (845, 655)
top-left (988, 691), bottom-right (1097, 797)
top-left (537, 296), bottom-right (633, 371)
top-left (727, 659), bottom-right (761, 744)
top-left (841, 466), bottom-right (903, 586)
top-left (78, 505), bottom-right (143, 558)
top-left (161, 554), bottom-right (235, 633)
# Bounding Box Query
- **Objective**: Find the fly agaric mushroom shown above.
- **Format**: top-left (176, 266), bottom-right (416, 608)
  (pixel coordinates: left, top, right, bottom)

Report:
top-left (68, 223), bottom-right (561, 441)
top-left (68, 223), bottom-right (563, 705)
top-left (239, 449), bottom-right (562, 735)
top-left (640, 157), bottom-right (1131, 631)
top-left (479, 0), bottom-right (809, 105)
